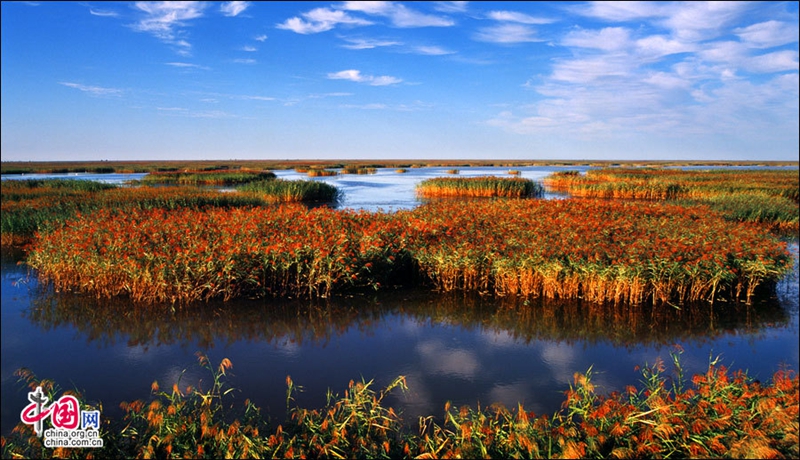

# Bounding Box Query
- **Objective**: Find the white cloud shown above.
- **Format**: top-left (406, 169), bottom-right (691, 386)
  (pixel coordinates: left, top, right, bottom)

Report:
top-left (412, 45), bottom-right (454, 55)
top-left (165, 62), bottom-right (210, 70)
top-left (254, 34), bottom-right (268, 42)
top-left (220, 1), bottom-right (250, 17)
top-left (474, 24), bottom-right (543, 44)
top-left (487, 10), bottom-right (554, 25)
top-left (59, 82), bottom-right (122, 96)
top-left (660, 1), bottom-right (751, 42)
top-left (735, 20), bottom-right (800, 49)
top-left (745, 50), bottom-right (799, 73)
top-left (340, 36), bottom-right (402, 50)
top-left (634, 35), bottom-right (695, 60)
top-left (433, 1), bottom-right (468, 13)
top-left (131, 1), bottom-right (206, 54)
top-left (562, 27), bottom-right (630, 51)
top-left (341, 1), bottom-right (454, 28)
top-left (89, 8), bottom-right (119, 17)
top-left (327, 69), bottom-right (402, 86)
top-left (233, 58), bottom-right (256, 64)
top-left (578, 1), bottom-right (664, 22)
top-left (241, 45), bottom-right (257, 52)
top-left (550, 56), bottom-right (634, 83)
top-left (276, 7), bottom-right (372, 34)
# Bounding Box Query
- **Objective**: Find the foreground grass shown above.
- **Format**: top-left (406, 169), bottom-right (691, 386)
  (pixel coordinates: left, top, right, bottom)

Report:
top-left (3, 351), bottom-right (797, 459)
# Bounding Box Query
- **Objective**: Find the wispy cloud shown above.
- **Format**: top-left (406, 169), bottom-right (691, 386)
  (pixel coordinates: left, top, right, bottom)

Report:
top-left (433, 1), bottom-right (468, 14)
top-left (131, 1), bottom-right (207, 55)
top-left (220, 1), bottom-right (250, 17)
top-left (241, 45), bottom-right (257, 52)
top-left (277, 7), bottom-right (372, 34)
top-left (157, 107), bottom-right (238, 118)
top-left (165, 62), bottom-right (210, 70)
top-left (339, 36), bottom-right (402, 50)
top-left (327, 69), bottom-right (402, 86)
top-left (486, 10), bottom-right (554, 25)
top-left (735, 20), bottom-right (800, 49)
top-left (411, 45), bottom-right (455, 55)
top-left (89, 8), bottom-right (119, 18)
top-left (59, 82), bottom-right (122, 96)
top-left (254, 34), bottom-right (268, 42)
top-left (474, 23), bottom-right (544, 43)
top-left (475, 8), bottom-right (553, 44)
top-left (341, 1), bottom-right (454, 28)
top-left (233, 58), bottom-right (257, 64)
top-left (562, 27), bottom-right (630, 51)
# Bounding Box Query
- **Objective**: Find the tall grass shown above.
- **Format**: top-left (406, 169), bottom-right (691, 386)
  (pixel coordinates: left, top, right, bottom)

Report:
top-left (26, 199), bottom-right (790, 305)
top-left (306, 169), bottom-right (339, 177)
top-left (416, 176), bottom-right (544, 198)
top-left (140, 170), bottom-right (277, 185)
top-left (543, 168), bottom-right (799, 232)
top-left (237, 179), bottom-right (340, 203)
top-left (3, 352), bottom-right (797, 459)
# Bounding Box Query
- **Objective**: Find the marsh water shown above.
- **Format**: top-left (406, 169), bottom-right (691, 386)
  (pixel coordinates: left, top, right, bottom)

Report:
top-left (2, 166), bottom-right (798, 436)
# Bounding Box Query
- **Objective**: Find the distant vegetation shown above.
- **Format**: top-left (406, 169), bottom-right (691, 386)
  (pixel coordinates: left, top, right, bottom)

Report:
top-left (543, 168), bottom-right (799, 233)
top-left (3, 159), bottom-right (796, 175)
top-left (140, 169), bottom-right (276, 185)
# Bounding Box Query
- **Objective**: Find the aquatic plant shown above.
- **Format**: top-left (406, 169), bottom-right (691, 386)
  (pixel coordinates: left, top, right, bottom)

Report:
top-left (543, 168), bottom-right (799, 232)
top-left (27, 198), bottom-right (790, 306)
top-left (416, 176), bottom-right (544, 198)
top-left (140, 169), bottom-right (276, 185)
top-left (237, 179), bottom-right (340, 203)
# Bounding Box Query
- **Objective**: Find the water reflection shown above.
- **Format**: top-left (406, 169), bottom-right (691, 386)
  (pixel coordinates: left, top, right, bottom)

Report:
top-left (26, 287), bottom-right (789, 353)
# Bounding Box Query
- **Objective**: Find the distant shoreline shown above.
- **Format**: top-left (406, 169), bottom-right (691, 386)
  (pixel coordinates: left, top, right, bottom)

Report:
top-left (3, 159), bottom-right (798, 175)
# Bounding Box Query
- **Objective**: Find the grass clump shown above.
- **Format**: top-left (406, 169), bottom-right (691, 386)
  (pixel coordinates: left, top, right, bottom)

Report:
top-left (543, 168), bottom-right (799, 232)
top-left (237, 179), bottom-right (340, 203)
top-left (416, 176), bottom-right (544, 198)
top-left (140, 169), bottom-right (276, 185)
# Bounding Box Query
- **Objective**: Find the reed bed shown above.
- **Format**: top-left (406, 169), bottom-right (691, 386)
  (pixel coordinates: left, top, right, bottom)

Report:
top-left (27, 205), bottom-right (414, 302)
top-left (306, 169), bottom-right (339, 177)
top-left (27, 198), bottom-right (790, 306)
top-left (341, 165), bottom-right (378, 174)
top-left (237, 179), bottom-right (340, 203)
top-left (4, 351), bottom-right (798, 459)
top-left (543, 168), bottom-right (799, 231)
top-left (140, 169), bottom-right (276, 185)
top-left (416, 176), bottom-right (544, 198)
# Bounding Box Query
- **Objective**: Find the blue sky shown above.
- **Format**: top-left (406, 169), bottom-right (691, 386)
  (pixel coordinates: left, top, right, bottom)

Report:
top-left (1, 1), bottom-right (798, 162)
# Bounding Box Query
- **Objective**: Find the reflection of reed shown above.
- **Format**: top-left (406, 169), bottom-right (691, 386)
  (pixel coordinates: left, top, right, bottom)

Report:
top-left (26, 285), bottom-right (789, 350)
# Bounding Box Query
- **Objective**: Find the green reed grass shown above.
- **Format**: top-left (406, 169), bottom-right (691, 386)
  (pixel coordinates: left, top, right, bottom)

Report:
top-left (341, 166), bottom-right (378, 175)
top-left (3, 352), bottom-right (797, 459)
top-left (416, 176), bottom-right (544, 198)
top-left (543, 168), bottom-right (799, 232)
top-left (237, 179), bottom-right (340, 203)
top-left (140, 170), bottom-right (276, 185)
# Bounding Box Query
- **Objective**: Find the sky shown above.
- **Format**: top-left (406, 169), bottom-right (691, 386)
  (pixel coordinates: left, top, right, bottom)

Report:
top-left (1, 1), bottom-right (798, 162)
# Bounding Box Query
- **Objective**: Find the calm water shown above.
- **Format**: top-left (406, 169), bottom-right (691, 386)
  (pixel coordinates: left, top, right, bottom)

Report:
top-left (2, 167), bottom-right (798, 436)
